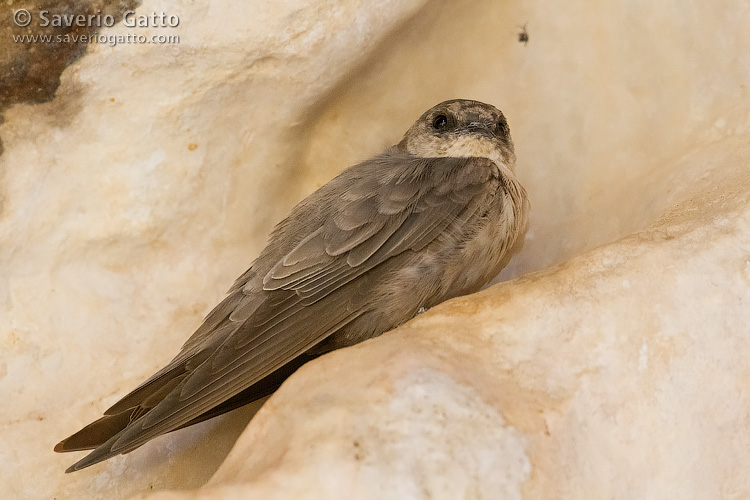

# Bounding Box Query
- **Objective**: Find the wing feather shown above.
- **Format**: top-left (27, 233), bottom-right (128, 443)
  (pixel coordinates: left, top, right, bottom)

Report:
top-left (63, 152), bottom-right (498, 471)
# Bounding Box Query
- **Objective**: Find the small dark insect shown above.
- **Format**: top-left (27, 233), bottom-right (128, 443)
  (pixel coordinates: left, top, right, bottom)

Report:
top-left (517, 23), bottom-right (529, 45)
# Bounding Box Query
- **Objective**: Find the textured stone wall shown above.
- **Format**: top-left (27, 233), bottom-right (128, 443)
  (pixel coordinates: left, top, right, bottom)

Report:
top-left (1, 0), bottom-right (749, 499)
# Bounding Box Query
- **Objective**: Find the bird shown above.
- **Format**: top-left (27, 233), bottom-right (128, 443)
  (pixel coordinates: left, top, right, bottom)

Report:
top-left (54, 99), bottom-right (529, 472)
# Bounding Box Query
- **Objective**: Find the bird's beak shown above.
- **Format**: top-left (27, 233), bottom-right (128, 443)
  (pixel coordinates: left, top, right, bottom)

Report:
top-left (466, 122), bottom-right (494, 138)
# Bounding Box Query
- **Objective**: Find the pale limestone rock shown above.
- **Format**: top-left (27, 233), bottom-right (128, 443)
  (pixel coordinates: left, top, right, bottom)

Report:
top-left (1, 0), bottom-right (749, 499)
top-left (135, 143), bottom-right (750, 500)
top-left (0, 0), bottom-right (428, 498)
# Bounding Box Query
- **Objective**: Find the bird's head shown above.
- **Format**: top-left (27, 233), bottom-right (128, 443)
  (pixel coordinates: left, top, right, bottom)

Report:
top-left (398, 99), bottom-right (516, 169)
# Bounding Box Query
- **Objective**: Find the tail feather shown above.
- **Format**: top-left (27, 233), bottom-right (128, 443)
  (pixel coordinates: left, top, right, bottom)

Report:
top-left (54, 410), bottom-right (134, 453)
top-left (55, 352), bottom-right (316, 472)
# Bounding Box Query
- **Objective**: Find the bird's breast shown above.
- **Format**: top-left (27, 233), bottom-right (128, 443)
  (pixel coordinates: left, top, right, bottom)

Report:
top-left (438, 165), bottom-right (527, 299)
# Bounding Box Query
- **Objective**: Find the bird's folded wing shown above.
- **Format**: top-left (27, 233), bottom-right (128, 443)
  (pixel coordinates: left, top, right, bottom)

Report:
top-left (65, 153), bottom-right (495, 470)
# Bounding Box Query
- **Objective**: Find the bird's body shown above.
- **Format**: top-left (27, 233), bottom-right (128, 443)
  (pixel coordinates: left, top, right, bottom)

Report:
top-left (55, 99), bottom-right (529, 472)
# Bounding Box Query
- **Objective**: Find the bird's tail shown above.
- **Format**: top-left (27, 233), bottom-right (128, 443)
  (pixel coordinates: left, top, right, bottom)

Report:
top-left (54, 410), bottom-right (134, 453)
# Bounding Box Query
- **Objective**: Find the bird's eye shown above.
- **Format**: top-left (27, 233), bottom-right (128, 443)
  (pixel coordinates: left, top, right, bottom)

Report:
top-left (432, 114), bottom-right (449, 130)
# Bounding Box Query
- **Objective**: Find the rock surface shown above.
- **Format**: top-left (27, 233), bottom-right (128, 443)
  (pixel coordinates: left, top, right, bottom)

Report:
top-left (1, 0), bottom-right (749, 499)
top-left (135, 145), bottom-right (750, 500)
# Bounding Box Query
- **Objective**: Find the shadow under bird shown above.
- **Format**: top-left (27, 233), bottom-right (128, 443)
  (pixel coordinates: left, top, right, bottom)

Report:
top-left (55, 99), bottom-right (529, 472)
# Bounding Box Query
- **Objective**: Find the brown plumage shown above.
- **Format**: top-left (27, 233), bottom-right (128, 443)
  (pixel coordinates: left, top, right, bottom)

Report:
top-left (55, 99), bottom-right (529, 472)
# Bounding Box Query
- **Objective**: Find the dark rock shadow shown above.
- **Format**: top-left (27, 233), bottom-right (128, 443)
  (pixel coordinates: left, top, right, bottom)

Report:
top-left (0, 0), bottom-right (142, 154)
